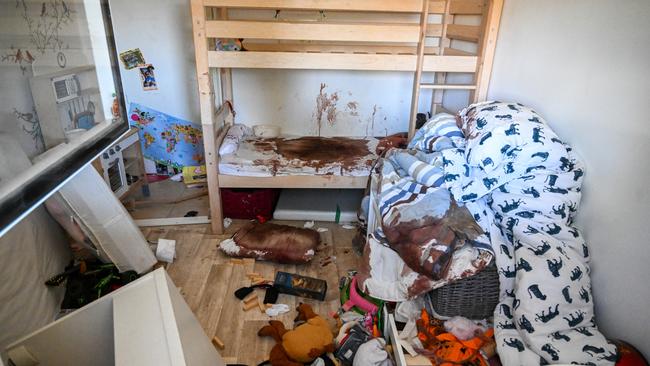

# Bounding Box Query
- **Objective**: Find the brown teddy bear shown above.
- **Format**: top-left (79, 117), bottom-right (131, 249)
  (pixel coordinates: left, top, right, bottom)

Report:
top-left (258, 303), bottom-right (335, 366)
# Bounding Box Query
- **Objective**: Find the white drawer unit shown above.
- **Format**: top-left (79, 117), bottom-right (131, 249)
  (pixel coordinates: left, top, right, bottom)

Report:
top-left (6, 269), bottom-right (224, 366)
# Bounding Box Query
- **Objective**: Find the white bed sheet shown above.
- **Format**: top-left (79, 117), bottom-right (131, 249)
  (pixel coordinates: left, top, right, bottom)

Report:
top-left (219, 135), bottom-right (379, 177)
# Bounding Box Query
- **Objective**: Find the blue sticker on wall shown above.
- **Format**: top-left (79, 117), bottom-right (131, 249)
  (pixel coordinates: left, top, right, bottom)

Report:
top-left (128, 103), bottom-right (204, 168)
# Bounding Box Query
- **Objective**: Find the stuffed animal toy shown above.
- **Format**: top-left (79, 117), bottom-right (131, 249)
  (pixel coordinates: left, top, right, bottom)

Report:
top-left (258, 303), bottom-right (335, 366)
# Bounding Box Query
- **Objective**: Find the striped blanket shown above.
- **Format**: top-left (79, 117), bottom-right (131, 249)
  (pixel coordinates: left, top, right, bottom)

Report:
top-left (361, 102), bottom-right (617, 365)
top-left (357, 114), bottom-right (494, 302)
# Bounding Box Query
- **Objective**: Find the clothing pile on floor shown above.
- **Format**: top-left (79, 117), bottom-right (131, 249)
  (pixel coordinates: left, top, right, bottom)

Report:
top-left (358, 102), bottom-right (617, 365)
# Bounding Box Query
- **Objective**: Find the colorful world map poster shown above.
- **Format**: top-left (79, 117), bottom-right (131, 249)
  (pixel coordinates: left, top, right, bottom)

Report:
top-left (128, 103), bottom-right (204, 168)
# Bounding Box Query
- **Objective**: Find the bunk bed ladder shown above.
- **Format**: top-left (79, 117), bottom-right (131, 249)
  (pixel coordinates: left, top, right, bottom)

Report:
top-left (407, 0), bottom-right (432, 140)
top-left (431, 0), bottom-right (454, 115)
top-left (409, 0), bottom-right (504, 139)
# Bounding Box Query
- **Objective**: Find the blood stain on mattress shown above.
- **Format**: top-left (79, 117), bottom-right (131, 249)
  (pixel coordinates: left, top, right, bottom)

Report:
top-left (252, 140), bottom-right (275, 152)
top-left (253, 158), bottom-right (281, 176)
top-left (276, 137), bottom-right (370, 168)
top-left (251, 136), bottom-right (372, 174)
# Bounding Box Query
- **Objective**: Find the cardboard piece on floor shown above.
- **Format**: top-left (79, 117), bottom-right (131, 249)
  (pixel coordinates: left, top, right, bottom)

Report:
top-left (156, 238), bottom-right (176, 263)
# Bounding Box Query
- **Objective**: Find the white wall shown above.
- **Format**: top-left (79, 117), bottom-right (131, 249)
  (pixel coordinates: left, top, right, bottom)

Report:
top-left (489, 0), bottom-right (650, 356)
top-left (110, 0), bottom-right (201, 124)
top-left (109, 0), bottom-right (448, 137)
top-left (232, 69), bottom-right (428, 137)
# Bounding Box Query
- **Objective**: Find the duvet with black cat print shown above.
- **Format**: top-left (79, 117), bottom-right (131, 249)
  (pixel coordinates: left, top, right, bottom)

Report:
top-left (410, 102), bottom-right (618, 365)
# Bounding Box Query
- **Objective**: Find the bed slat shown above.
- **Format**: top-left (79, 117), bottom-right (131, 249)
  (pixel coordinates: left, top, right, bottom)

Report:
top-left (202, 0), bottom-right (482, 14)
top-left (449, 0), bottom-right (485, 15)
top-left (203, 0), bottom-right (434, 13)
top-left (242, 42), bottom-right (474, 56)
top-left (420, 83), bottom-right (477, 89)
top-left (218, 175), bottom-right (369, 189)
top-left (242, 42), bottom-right (438, 55)
top-left (206, 20), bottom-right (421, 43)
top-left (447, 24), bottom-right (480, 42)
top-left (208, 51), bottom-right (477, 72)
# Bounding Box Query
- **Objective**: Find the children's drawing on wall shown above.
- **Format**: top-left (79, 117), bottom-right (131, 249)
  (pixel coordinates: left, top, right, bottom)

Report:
top-left (1, 47), bottom-right (36, 75)
top-left (14, 107), bottom-right (44, 153)
top-left (128, 103), bottom-right (204, 169)
top-left (15, 0), bottom-right (74, 68)
top-left (119, 48), bottom-right (146, 70)
top-left (139, 64), bottom-right (157, 91)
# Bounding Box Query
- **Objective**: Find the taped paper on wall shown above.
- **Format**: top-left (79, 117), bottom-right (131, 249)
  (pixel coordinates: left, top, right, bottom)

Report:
top-left (119, 48), bottom-right (145, 70)
top-left (139, 64), bottom-right (157, 91)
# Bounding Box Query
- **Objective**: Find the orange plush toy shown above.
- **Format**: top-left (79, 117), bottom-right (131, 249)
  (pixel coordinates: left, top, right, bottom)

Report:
top-left (258, 303), bottom-right (335, 366)
top-left (417, 309), bottom-right (495, 366)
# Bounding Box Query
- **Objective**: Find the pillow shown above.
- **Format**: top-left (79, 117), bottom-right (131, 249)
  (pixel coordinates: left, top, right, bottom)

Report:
top-left (218, 124), bottom-right (252, 156)
top-left (219, 222), bottom-right (319, 264)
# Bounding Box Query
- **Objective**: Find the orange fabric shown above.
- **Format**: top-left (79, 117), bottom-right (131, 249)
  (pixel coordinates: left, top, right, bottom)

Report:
top-left (416, 309), bottom-right (493, 366)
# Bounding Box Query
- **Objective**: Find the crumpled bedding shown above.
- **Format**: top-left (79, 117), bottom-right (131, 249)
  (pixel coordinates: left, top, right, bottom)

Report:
top-left (357, 113), bottom-right (494, 301)
top-left (447, 102), bottom-right (617, 365)
top-left (218, 124), bottom-right (252, 156)
top-left (360, 102), bottom-right (616, 365)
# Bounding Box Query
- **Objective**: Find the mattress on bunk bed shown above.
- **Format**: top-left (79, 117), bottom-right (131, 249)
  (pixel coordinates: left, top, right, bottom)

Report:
top-left (219, 135), bottom-right (380, 177)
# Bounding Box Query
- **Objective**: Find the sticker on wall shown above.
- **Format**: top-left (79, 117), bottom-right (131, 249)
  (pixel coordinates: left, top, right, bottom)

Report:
top-left (0, 47), bottom-right (36, 75)
top-left (128, 103), bottom-right (204, 169)
top-left (119, 48), bottom-right (146, 70)
top-left (139, 64), bottom-right (157, 91)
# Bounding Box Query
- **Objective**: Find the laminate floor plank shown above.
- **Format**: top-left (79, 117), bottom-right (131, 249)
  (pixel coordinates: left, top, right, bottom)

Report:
top-left (157, 220), bottom-right (362, 363)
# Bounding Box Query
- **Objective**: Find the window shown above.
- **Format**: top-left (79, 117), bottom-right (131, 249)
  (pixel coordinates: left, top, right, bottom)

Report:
top-left (0, 0), bottom-right (127, 235)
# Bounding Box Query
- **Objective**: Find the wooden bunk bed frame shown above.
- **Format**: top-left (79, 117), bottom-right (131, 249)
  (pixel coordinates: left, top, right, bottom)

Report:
top-left (191, 0), bottom-right (503, 234)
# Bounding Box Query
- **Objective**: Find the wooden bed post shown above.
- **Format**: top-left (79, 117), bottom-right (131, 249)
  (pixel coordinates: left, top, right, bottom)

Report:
top-left (473, 0), bottom-right (504, 102)
top-left (191, 0), bottom-right (224, 234)
top-left (431, 0), bottom-right (453, 115)
top-left (407, 0), bottom-right (431, 140)
top-left (218, 7), bottom-right (234, 126)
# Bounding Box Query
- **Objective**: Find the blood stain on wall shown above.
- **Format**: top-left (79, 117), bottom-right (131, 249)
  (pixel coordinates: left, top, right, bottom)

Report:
top-left (313, 83), bottom-right (339, 135)
top-left (345, 101), bottom-right (359, 117)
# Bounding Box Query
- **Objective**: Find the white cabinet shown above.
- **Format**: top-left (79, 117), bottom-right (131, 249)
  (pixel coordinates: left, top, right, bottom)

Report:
top-left (5, 269), bottom-right (225, 366)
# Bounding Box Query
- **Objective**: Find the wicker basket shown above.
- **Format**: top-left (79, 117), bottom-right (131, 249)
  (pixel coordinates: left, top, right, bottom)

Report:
top-left (428, 262), bottom-right (500, 320)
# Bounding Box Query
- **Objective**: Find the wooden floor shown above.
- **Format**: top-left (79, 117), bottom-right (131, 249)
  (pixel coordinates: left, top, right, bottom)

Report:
top-left (128, 179), bottom-right (209, 220)
top-left (141, 220), bottom-right (361, 365)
